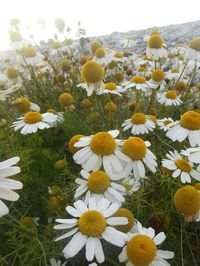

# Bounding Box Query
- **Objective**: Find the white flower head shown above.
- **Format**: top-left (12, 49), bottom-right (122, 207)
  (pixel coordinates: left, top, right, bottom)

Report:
top-left (54, 198), bottom-right (128, 263)
top-left (119, 221), bottom-right (174, 266)
top-left (73, 130), bottom-right (130, 175)
top-left (162, 150), bottom-right (200, 183)
top-left (0, 157), bottom-right (23, 217)
top-left (12, 112), bottom-right (58, 135)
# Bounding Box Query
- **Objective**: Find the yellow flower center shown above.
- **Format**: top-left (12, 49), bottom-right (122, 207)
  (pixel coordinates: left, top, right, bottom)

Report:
top-left (150, 31), bottom-right (160, 36)
top-left (59, 59), bottom-right (71, 71)
top-left (82, 99), bottom-right (91, 109)
top-left (23, 47), bottom-right (36, 58)
top-left (112, 208), bottom-right (134, 233)
top-left (171, 68), bottom-right (179, 73)
top-left (7, 67), bottom-right (19, 79)
top-left (174, 185), bottom-right (200, 215)
top-left (95, 48), bottom-right (106, 58)
top-left (163, 119), bottom-right (172, 125)
top-left (79, 55), bottom-right (89, 65)
top-left (149, 115), bottom-right (157, 125)
top-left (189, 38), bottom-right (200, 52)
top-left (78, 210), bottom-right (106, 237)
top-left (122, 137), bottom-right (147, 160)
top-left (131, 76), bottom-right (146, 84)
top-left (104, 82), bottom-right (117, 90)
top-left (81, 61), bottom-right (104, 83)
top-left (165, 90), bottom-right (177, 99)
top-left (115, 52), bottom-right (123, 58)
top-left (20, 216), bottom-right (34, 227)
top-left (180, 111), bottom-right (200, 130)
top-left (195, 183), bottom-right (200, 190)
top-left (13, 98), bottom-right (30, 113)
top-left (126, 235), bottom-right (157, 266)
top-left (59, 93), bottom-right (73, 107)
top-left (52, 41), bottom-right (61, 49)
top-left (47, 108), bottom-right (58, 115)
top-left (148, 35), bottom-right (163, 49)
top-left (68, 134), bottom-right (84, 154)
top-left (105, 101), bottom-right (117, 112)
top-left (131, 113), bottom-right (147, 124)
top-left (175, 81), bottom-right (186, 91)
top-left (90, 132), bottom-right (116, 155)
top-left (107, 60), bottom-right (117, 69)
top-left (115, 72), bottom-right (124, 82)
top-left (91, 41), bottom-right (102, 54)
top-left (87, 171), bottom-right (110, 193)
top-left (24, 112), bottom-right (42, 124)
top-left (10, 31), bottom-right (22, 42)
top-left (175, 159), bottom-right (192, 172)
top-left (151, 69), bottom-right (164, 82)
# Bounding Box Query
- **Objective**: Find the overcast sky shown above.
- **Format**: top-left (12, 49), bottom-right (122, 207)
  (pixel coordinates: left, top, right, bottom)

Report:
top-left (1, 0), bottom-right (200, 50)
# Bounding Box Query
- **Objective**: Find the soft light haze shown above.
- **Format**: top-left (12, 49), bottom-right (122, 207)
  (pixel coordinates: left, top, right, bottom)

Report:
top-left (1, 0), bottom-right (200, 50)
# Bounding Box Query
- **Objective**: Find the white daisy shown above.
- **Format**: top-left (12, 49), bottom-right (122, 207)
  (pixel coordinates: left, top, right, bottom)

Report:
top-left (78, 61), bottom-right (105, 97)
top-left (48, 258), bottom-right (66, 266)
top-left (123, 76), bottom-right (149, 92)
top-left (0, 156), bottom-right (23, 217)
top-left (73, 130), bottom-right (130, 175)
top-left (157, 90), bottom-right (182, 106)
top-left (148, 69), bottom-right (166, 91)
top-left (97, 82), bottom-right (125, 96)
top-left (162, 150), bottom-right (200, 183)
top-left (166, 111), bottom-right (200, 147)
top-left (122, 37), bottom-right (134, 49)
top-left (121, 137), bottom-right (157, 179)
top-left (74, 169), bottom-right (126, 204)
top-left (119, 221), bottom-right (174, 266)
top-left (18, 46), bottom-right (44, 66)
top-left (12, 111), bottom-right (58, 135)
top-left (181, 147), bottom-right (200, 164)
top-left (185, 38), bottom-right (200, 62)
top-left (122, 113), bottom-right (155, 135)
top-left (157, 117), bottom-right (174, 132)
top-left (122, 175), bottom-right (142, 195)
top-left (146, 35), bottom-right (167, 61)
top-left (93, 48), bottom-right (113, 65)
top-left (165, 68), bottom-right (180, 81)
top-left (54, 198), bottom-right (128, 263)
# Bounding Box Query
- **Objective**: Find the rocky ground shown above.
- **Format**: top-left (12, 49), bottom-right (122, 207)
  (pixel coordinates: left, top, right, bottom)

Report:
top-left (92, 20), bottom-right (200, 53)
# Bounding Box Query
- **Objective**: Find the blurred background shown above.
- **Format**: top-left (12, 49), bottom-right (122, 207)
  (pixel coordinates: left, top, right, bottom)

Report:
top-left (1, 0), bottom-right (200, 50)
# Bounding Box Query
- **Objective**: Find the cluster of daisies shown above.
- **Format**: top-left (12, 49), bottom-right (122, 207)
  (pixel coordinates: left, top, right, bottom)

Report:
top-left (1, 18), bottom-right (200, 265)
top-left (54, 129), bottom-right (175, 265)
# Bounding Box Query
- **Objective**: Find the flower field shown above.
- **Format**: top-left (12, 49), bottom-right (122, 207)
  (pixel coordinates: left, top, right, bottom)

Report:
top-left (0, 18), bottom-right (200, 266)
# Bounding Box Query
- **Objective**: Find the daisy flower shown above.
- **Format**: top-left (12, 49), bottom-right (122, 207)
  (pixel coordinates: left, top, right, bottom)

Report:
top-left (113, 52), bottom-right (126, 63)
top-left (74, 169), bottom-right (126, 204)
top-left (181, 147), bottom-right (200, 164)
top-left (12, 98), bottom-right (40, 113)
top-left (146, 35), bottom-right (167, 61)
top-left (122, 137), bottom-right (157, 179)
top-left (119, 221), bottom-right (174, 266)
top-left (122, 37), bottom-right (134, 49)
top-left (157, 117), bottom-right (174, 132)
top-left (97, 82), bottom-right (125, 96)
top-left (122, 113), bottom-right (155, 135)
top-left (12, 111), bottom-right (57, 135)
top-left (157, 90), bottom-right (182, 106)
top-left (165, 68), bottom-right (180, 81)
top-left (78, 61), bottom-right (105, 97)
top-left (166, 111), bottom-right (200, 147)
top-left (0, 156), bottom-right (23, 217)
top-left (123, 76), bottom-right (148, 92)
top-left (122, 175), bottom-right (142, 194)
top-left (93, 48), bottom-right (112, 65)
top-left (73, 130), bottom-right (130, 175)
top-left (185, 38), bottom-right (200, 62)
top-left (162, 150), bottom-right (200, 183)
top-left (148, 69), bottom-right (166, 91)
top-left (48, 258), bottom-right (66, 266)
top-left (54, 198), bottom-right (128, 263)
top-left (174, 185), bottom-right (200, 222)
top-left (19, 46), bottom-right (44, 66)
top-left (47, 109), bottom-right (64, 125)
